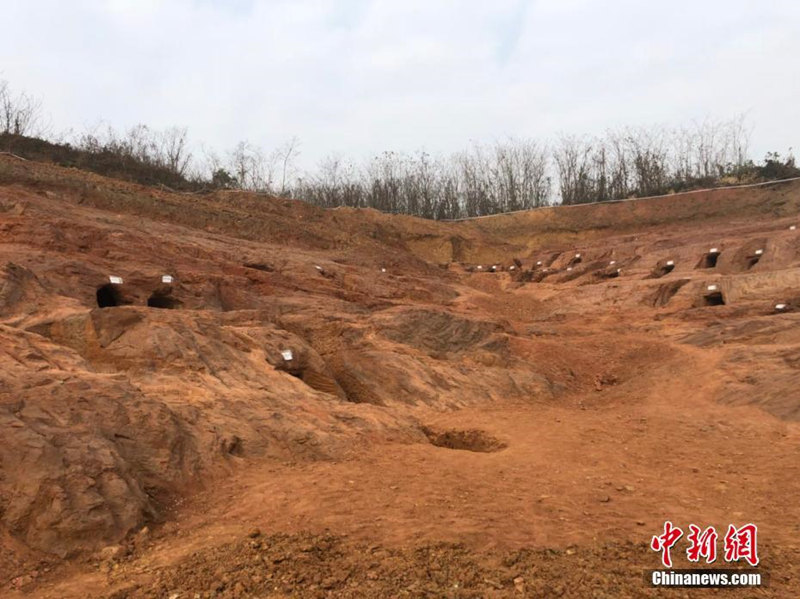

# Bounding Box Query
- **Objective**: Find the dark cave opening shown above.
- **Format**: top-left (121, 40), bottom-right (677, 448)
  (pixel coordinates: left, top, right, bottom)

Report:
top-left (698, 252), bottom-right (720, 269)
top-left (96, 284), bottom-right (122, 308)
top-left (147, 293), bottom-right (180, 309)
top-left (703, 291), bottom-right (726, 306)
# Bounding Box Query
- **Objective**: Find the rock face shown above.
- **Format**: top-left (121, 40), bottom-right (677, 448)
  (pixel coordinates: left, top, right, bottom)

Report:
top-left (2, 156), bottom-right (800, 559)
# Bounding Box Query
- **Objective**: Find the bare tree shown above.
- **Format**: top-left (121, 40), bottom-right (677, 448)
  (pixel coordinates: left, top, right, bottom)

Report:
top-left (296, 154), bottom-right (358, 207)
top-left (228, 141), bottom-right (269, 191)
top-left (492, 139), bottom-right (551, 210)
top-left (454, 145), bottom-right (491, 216)
top-left (159, 126), bottom-right (192, 177)
top-left (553, 135), bottom-right (595, 204)
top-left (626, 127), bottom-right (670, 196)
top-left (0, 80), bottom-right (43, 136)
top-left (272, 136), bottom-right (300, 196)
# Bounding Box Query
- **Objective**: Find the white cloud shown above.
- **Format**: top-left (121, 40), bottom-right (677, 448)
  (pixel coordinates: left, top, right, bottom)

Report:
top-left (2, 0), bottom-right (798, 170)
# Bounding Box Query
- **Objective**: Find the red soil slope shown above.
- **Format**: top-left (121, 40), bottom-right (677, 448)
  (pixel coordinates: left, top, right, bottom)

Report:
top-left (1, 155), bottom-right (800, 597)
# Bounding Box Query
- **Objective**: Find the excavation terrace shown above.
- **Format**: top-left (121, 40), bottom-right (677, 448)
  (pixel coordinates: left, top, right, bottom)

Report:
top-left (2, 156), bottom-right (800, 597)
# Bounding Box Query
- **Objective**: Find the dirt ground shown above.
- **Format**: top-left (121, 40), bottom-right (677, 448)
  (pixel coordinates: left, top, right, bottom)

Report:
top-left (2, 156), bottom-right (800, 597)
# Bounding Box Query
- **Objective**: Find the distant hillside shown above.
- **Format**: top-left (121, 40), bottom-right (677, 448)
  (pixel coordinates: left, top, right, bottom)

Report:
top-left (0, 133), bottom-right (200, 191)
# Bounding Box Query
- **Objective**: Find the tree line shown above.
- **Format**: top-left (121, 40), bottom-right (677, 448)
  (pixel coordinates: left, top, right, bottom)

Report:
top-left (1, 79), bottom-right (797, 218)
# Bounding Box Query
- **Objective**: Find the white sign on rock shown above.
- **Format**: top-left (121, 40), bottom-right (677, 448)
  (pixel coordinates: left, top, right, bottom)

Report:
top-left (109, 276), bottom-right (123, 285)
top-left (162, 275), bottom-right (174, 284)
top-left (281, 349), bottom-right (293, 361)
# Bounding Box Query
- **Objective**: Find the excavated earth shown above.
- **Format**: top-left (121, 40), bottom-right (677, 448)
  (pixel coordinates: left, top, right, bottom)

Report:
top-left (2, 155), bottom-right (800, 597)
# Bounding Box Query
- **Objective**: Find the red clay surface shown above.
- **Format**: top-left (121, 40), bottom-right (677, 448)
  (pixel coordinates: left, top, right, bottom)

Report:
top-left (1, 156), bottom-right (800, 597)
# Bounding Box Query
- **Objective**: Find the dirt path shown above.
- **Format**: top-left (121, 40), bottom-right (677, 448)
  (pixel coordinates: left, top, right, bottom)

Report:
top-left (23, 343), bottom-right (800, 598)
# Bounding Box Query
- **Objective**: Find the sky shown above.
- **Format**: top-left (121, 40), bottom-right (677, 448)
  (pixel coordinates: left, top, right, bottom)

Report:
top-left (2, 0), bottom-right (799, 171)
